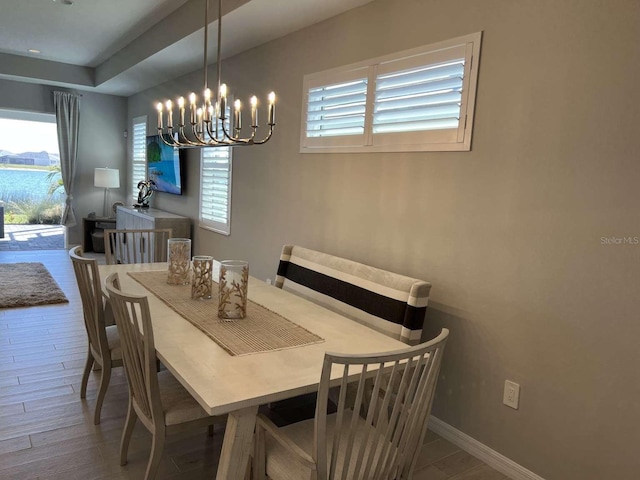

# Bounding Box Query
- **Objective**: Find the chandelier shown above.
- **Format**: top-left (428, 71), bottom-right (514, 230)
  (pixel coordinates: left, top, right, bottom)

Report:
top-left (156, 0), bottom-right (276, 148)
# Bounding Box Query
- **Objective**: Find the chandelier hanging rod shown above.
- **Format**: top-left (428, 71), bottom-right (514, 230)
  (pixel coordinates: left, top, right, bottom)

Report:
top-left (155, 0), bottom-right (276, 148)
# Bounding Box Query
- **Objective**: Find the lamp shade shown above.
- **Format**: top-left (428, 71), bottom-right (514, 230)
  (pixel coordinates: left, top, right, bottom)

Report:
top-left (94, 168), bottom-right (120, 189)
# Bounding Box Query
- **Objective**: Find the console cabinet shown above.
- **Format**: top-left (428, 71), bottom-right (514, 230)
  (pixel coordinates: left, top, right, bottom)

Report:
top-left (115, 206), bottom-right (191, 238)
top-left (114, 207), bottom-right (191, 262)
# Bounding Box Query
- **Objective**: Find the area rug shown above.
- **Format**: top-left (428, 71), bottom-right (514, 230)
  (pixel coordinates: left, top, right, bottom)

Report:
top-left (0, 262), bottom-right (68, 308)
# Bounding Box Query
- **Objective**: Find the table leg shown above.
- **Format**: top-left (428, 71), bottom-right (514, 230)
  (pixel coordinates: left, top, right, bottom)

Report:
top-left (216, 405), bottom-right (259, 480)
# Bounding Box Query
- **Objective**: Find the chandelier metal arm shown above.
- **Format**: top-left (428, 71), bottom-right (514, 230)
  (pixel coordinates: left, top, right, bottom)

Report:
top-left (251, 126), bottom-right (275, 145)
top-left (178, 125), bottom-right (205, 147)
top-left (220, 120), bottom-right (255, 145)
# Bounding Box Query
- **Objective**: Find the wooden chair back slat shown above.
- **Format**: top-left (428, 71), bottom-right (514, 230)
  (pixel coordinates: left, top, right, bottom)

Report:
top-left (339, 364), bottom-right (368, 480)
top-left (376, 355), bottom-right (424, 479)
top-left (353, 366), bottom-right (384, 479)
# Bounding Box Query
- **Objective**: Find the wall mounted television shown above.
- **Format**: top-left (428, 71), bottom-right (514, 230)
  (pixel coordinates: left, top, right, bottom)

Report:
top-left (146, 134), bottom-right (185, 195)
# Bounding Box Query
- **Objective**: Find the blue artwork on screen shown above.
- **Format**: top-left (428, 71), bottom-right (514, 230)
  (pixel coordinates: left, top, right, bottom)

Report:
top-left (146, 135), bottom-right (183, 195)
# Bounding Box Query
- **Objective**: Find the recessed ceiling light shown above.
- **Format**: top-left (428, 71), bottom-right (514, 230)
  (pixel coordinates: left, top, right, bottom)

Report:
top-left (28, 49), bottom-right (41, 54)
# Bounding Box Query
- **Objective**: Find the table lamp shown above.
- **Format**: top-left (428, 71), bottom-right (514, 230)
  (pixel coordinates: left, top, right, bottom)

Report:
top-left (94, 167), bottom-right (120, 218)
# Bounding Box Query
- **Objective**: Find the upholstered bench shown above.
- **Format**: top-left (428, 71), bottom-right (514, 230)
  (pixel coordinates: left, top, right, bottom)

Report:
top-left (275, 245), bottom-right (431, 345)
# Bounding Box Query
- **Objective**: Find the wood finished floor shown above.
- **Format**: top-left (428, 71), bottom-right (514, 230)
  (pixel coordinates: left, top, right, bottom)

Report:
top-left (0, 249), bottom-right (507, 480)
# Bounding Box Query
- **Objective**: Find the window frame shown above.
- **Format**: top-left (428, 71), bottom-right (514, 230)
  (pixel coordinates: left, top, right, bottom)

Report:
top-left (131, 115), bottom-right (147, 203)
top-left (300, 32), bottom-right (482, 154)
top-left (199, 145), bottom-right (233, 236)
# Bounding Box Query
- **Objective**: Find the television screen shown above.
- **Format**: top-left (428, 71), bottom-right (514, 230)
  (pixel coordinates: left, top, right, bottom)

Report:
top-left (146, 134), bottom-right (184, 195)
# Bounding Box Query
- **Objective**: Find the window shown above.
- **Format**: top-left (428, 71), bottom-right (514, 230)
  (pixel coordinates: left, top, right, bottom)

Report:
top-left (200, 105), bottom-right (233, 235)
top-left (0, 111), bottom-right (64, 225)
top-left (199, 146), bottom-right (232, 235)
top-left (131, 116), bottom-right (147, 201)
top-left (300, 32), bottom-right (482, 153)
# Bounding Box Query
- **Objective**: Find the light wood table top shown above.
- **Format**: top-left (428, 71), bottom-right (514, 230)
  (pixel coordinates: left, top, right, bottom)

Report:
top-left (99, 262), bottom-right (407, 479)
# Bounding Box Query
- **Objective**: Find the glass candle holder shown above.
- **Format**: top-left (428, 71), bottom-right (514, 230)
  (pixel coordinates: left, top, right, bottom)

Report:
top-left (191, 255), bottom-right (213, 300)
top-left (218, 260), bottom-right (249, 319)
top-left (167, 238), bottom-right (191, 285)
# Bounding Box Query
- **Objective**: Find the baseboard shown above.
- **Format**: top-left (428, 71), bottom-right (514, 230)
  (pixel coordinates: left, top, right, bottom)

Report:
top-left (428, 416), bottom-right (545, 480)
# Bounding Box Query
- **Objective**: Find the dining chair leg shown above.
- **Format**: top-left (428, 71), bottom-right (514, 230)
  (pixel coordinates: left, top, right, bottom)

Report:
top-left (93, 362), bottom-right (112, 425)
top-left (80, 349), bottom-right (94, 399)
top-left (120, 397), bottom-right (137, 466)
top-left (253, 422), bottom-right (266, 480)
top-left (145, 432), bottom-right (166, 480)
top-left (208, 424), bottom-right (215, 437)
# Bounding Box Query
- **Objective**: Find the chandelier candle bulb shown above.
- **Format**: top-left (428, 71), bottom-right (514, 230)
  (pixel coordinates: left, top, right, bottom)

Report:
top-left (204, 88), bottom-right (212, 121)
top-left (166, 100), bottom-right (173, 128)
top-left (219, 84), bottom-right (227, 119)
top-left (178, 97), bottom-right (185, 126)
top-left (234, 99), bottom-right (242, 131)
top-left (268, 92), bottom-right (276, 125)
top-left (250, 96), bottom-right (258, 127)
top-left (197, 108), bottom-right (203, 134)
top-left (156, 102), bottom-right (163, 129)
top-left (189, 93), bottom-right (197, 123)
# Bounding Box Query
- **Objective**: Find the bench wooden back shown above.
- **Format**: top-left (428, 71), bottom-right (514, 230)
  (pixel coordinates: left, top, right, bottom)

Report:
top-left (275, 245), bottom-right (431, 344)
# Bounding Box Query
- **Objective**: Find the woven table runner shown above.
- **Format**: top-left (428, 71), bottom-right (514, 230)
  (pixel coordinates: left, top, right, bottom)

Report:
top-left (128, 270), bottom-right (324, 356)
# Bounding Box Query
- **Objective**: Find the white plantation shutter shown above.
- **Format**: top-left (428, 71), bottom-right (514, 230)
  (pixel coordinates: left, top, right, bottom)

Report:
top-left (131, 116), bottom-right (147, 201)
top-left (199, 147), bottom-right (232, 234)
top-left (306, 78), bottom-right (368, 137)
top-left (300, 32), bottom-right (481, 153)
top-left (373, 60), bottom-right (465, 133)
top-left (302, 66), bottom-right (369, 149)
top-left (199, 109), bottom-right (232, 235)
top-left (371, 43), bottom-right (469, 148)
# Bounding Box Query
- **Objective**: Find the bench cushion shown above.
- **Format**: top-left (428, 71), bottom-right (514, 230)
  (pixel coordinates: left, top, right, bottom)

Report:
top-left (275, 245), bottom-right (430, 344)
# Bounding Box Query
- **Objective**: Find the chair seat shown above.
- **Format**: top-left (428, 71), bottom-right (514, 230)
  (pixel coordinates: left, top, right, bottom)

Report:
top-left (157, 370), bottom-right (210, 426)
top-left (105, 325), bottom-right (122, 361)
top-left (265, 409), bottom-right (388, 480)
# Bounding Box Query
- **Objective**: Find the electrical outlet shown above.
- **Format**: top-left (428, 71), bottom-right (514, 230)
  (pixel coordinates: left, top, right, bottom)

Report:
top-left (266, 278), bottom-right (272, 285)
top-left (503, 380), bottom-right (520, 409)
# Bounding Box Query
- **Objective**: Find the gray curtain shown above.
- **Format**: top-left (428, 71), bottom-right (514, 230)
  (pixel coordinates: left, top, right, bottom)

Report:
top-left (53, 91), bottom-right (81, 227)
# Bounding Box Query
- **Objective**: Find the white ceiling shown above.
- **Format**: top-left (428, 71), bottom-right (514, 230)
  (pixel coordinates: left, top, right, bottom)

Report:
top-left (0, 0), bottom-right (374, 96)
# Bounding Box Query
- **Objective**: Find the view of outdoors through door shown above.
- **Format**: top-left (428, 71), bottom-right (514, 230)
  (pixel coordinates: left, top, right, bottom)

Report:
top-left (0, 115), bottom-right (65, 250)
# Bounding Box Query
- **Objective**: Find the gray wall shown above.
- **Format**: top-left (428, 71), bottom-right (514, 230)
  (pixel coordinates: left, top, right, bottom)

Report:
top-left (127, 0), bottom-right (640, 478)
top-left (0, 78), bottom-right (127, 244)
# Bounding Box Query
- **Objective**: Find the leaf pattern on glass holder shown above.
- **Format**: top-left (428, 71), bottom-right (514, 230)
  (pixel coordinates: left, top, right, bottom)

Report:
top-left (191, 258), bottom-right (213, 299)
top-left (218, 264), bottom-right (248, 319)
top-left (218, 266), bottom-right (232, 316)
top-left (168, 240), bottom-right (191, 285)
top-left (231, 265), bottom-right (249, 315)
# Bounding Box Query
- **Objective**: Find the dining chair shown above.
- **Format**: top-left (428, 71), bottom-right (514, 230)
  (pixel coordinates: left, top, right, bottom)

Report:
top-left (105, 273), bottom-right (226, 480)
top-left (254, 328), bottom-right (449, 480)
top-left (103, 228), bottom-right (172, 265)
top-left (69, 246), bottom-right (123, 425)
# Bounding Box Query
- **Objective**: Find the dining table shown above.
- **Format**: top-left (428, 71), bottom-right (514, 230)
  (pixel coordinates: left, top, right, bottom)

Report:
top-left (99, 261), bottom-right (408, 480)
